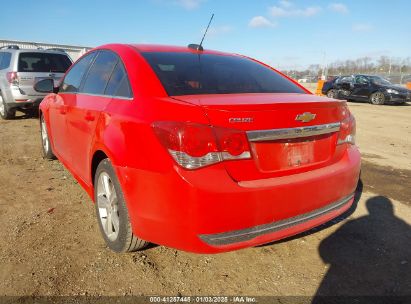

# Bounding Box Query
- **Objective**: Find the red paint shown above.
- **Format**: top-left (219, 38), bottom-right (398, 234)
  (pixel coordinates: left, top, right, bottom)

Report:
top-left (40, 44), bottom-right (361, 253)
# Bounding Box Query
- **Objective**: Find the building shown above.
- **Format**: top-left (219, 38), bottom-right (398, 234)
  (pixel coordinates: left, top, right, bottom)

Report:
top-left (0, 39), bottom-right (92, 61)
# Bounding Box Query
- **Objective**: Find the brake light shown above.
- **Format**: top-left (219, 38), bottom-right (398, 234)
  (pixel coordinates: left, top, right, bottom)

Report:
top-left (6, 72), bottom-right (19, 85)
top-left (338, 108), bottom-right (356, 145)
top-left (152, 121), bottom-right (251, 169)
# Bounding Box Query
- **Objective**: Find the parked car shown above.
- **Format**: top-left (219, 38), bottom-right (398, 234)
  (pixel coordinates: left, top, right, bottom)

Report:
top-left (35, 44), bottom-right (361, 253)
top-left (0, 45), bottom-right (72, 119)
top-left (322, 74), bottom-right (411, 105)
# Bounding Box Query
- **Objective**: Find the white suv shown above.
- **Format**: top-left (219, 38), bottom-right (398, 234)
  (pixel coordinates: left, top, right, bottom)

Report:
top-left (0, 45), bottom-right (72, 119)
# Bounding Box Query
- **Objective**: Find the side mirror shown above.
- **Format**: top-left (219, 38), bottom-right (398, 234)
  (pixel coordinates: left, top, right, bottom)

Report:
top-left (341, 82), bottom-right (352, 90)
top-left (34, 78), bottom-right (57, 93)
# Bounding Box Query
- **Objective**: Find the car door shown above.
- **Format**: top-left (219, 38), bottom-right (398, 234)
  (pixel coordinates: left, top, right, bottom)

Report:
top-left (351, 75), bottom-right (371, 100)
top-left (49, 52), bottom-right (96, 162)
top-left (65, 50), bottom-right (121, 183)
top-left (334, 76), bottom-right (353, 99)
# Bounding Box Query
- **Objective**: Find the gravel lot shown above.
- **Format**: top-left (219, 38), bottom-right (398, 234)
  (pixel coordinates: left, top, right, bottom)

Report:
top-left (0, 101), bottom-right (410, 299)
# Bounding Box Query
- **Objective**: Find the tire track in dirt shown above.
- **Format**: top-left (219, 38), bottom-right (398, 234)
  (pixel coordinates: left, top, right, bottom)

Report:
top-left (361, 160), bottom-right (411, 205)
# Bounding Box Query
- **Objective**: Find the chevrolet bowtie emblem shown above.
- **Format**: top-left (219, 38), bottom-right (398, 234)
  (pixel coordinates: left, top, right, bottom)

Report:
top-left (295, 112), bottom-right (316, 123)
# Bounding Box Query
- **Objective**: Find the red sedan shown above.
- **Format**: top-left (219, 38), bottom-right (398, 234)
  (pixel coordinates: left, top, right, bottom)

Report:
top-left (35, 44), bottom-right (360, 253)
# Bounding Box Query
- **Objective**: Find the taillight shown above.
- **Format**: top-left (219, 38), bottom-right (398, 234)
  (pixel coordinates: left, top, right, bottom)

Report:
top-left (6, 72), bottom-right (19, 85)
top-left (338, 108), bottom-right (356, 145)
top-left (152, 121), bottom-right (251, 169)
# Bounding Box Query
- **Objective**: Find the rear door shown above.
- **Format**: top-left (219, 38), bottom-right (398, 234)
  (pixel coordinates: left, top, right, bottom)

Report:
top-left (65, 50), bottom-right (132, 183)
top-left (351, 75), bottom-right (371, 100)
top-left (334, 76), bottom-right (354, 99)
top-left (17, 52), bottom-right (72, 96)
top-left (50, 52), bottom-right (96, 162)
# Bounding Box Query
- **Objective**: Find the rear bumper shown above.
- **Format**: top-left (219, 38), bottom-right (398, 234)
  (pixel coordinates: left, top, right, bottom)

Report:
top-left (199, 193), bottom-right (353, 246)
top-left (8, 86), bottom-right (44, 107)
top-left (1, 86), bottom-right (43, 106)
top-left (115, 146), bottom-right (361, 253)
top-left (7, 99), bottom-right (42, 109)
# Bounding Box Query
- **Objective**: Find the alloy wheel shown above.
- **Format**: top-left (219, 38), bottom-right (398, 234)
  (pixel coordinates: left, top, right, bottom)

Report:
top-left (41, 118), bottom-right (50, 153)
top-left (0, 95), bottom-right (5, 116)
top-left (371, 92), bottom-right (385, 105)
top-left (327, 90), bottom-right (336, 98)
top-left (97, 172), bottom-right (120, 241)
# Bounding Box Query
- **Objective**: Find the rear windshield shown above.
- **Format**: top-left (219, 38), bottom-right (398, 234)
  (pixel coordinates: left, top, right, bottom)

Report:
top-left (142, 52), bottom-right (306, 96)
top-left (18, 52), bottom-right (72, 73)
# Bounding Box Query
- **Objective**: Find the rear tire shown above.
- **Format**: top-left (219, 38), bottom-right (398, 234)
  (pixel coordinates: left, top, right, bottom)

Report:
top-left (0, 93), bottom-right (16, 120)
top-left (40, 114), bottom-right (56, 160)
top-left (94, 159), bottom-right (149, 253)
top-left (370, 92), bottom-right (385, 105)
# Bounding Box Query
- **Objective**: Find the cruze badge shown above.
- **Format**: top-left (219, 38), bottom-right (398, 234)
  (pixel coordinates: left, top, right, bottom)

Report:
top-left (229, 117), bottom-right (254, 123)
top-left (295, 112), bottom-right (316, 123)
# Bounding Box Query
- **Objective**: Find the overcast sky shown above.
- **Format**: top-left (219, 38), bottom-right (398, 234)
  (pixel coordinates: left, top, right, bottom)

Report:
top-left (1, 0), bottom-right (410, 70)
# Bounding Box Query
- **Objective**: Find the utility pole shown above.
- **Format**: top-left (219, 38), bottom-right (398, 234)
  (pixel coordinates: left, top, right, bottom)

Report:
top-left (321, 51), bottom-right (328, 80)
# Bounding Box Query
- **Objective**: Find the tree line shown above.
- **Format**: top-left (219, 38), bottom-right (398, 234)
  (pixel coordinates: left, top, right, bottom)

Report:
top-left (281, 56), bottom-right (411, 83)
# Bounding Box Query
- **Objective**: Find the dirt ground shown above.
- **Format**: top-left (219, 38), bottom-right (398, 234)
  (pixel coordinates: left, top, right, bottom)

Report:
top-left (0, 101), bottom-right (410, 299)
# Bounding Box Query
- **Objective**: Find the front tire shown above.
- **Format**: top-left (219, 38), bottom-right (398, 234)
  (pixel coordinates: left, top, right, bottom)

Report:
top-left (40, 115), bottom-right (56, 160)
top-left (370, 92), bottom-right (385, 105)
top-left (326, 89), bottom-right (338, 99)
top-left (0, 93), bottom-right (16, 120)
top-left (94, 159), bottom-right (149, 253)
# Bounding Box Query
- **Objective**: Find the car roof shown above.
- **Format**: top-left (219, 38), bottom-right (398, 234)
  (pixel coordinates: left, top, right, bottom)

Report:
top-left (337, 75), bottom-right (374, 78)
top-left (19, 49), bottom-right (67, 54)
top-left (0, 48), bottom-right (68, 55)
top-left (96, 43), bottom-right (237, 56)
top-left (354, 74), bottom-right (380, 77)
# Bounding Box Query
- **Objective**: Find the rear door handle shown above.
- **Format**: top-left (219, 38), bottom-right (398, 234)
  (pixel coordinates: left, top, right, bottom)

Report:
top-left (85, 112), bottom-right (95, 121)
top-left (60, 105), bottom-right (68, 115)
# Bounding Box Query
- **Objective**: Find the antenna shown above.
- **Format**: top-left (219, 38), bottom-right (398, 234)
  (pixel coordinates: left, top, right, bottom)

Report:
top-left (199, 13), bottom-right (214, 49)
top-left (188, 13), bottom-right (214, 51)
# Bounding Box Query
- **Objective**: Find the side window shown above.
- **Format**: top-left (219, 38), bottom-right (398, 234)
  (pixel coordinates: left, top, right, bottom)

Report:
top-left (355, 76), bottom-right (369, 85)
top-left (340, 76), bottom-right (353, 84)
top-left (104, 61), bottom-right (132, 98)
top-left (0, 52), bottom-right (11, 70)
top-left (81, 50), bottom-right (118, 95)
top-left (61, 52), bottom-right (96, 93)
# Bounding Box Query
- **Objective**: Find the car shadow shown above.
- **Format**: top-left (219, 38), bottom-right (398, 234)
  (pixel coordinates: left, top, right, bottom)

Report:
top-left (393, 102), bottom-right (410, 106)
top-left (12, 109), bottom-right (39, 120)
top-left (312, 196), bottom-right (411, 302)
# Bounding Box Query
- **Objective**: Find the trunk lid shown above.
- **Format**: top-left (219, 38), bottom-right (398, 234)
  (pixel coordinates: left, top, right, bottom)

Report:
top-left (172, 93), bottom-right (348, 181)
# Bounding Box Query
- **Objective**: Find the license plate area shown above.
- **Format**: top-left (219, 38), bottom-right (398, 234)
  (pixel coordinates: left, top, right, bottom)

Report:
top-left (251, 133), bottom-right (336, 172)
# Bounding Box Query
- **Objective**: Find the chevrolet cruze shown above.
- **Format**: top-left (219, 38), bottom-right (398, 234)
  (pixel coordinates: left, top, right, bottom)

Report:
top-left (35, 44), bottom-right (361, 253)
